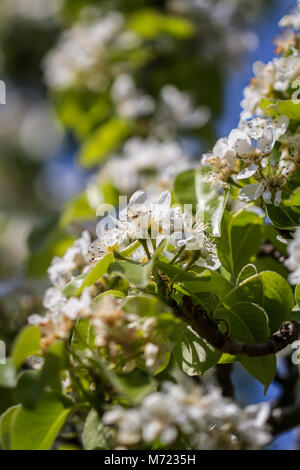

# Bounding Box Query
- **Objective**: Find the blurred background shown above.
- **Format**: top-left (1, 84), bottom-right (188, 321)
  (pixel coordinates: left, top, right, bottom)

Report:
top-left (0, 0), bottom-right (297, 449)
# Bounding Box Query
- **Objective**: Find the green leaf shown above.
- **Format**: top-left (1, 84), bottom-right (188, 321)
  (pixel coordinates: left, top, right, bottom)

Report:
top-left (40, 341), bottom-right (67, 392)
top-left (172, 324), bottom-right (221, 376)
top-left (0, 405), bottom-right (20, 450)
top-left (237, 264), bottom-right (257, 285)
top-left (254, 256), bottom-right (288, 279)
top-left (116, 369), bottom-right (157, 403)
top-left (218, 354), bottom-right (236, 364)
top-left (108, 259), bottom-right (153, 288)
top-left (259, 271), bottom-right (294, 332)
top-left (224, 271), bottom-right (294, 333)
top-left (157, 261), bottom-right (232, 300)
top-left (63, 253), bottom-right (114, 297)
top-left (12, 326), bottom-right (41, 370)
top-left (195, 168), bottom-right (228, 237)
top-left (275, 99), bottom-right (300, 120)
top-left (123, 294), bottom-right (171, 317)
top-left (71, 319), bottom-right (95, 351)
top-left (60, 191), bottom-right (95, 226)
top-left (218, 302), bottom-right (276, 391)
top-left (285, 187), bottom-right (300, 207)
top-left (27, 221), bottom-right (74, 278)
top-left (128, 9), bottom-right (195, 39)
top-left (266, 205), bottom-right (299, 230)
top-left (92, 290), bottom-right (125, 303)
top-left (217, 210), bottom-right (262, 278)
top-left (0, 359), bottom-right (16, 388)
top-left (174, 169), bottom-right (197, 207)
top-left (10, 392), bottom-right (72, 450)
top-left (82, 409), bottom-right (114, 450)
top-left (14, 370), bottom-right (42, 408)
top-left (79, 119), bottom-right (131, 168)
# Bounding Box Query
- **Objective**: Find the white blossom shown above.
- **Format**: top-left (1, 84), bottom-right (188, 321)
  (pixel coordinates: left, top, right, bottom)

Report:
top-left (103, 382), bottom-right (271, 449)
top-left (44, 12), bottom-right (124, 90)
top-left (98, 137), bottom-right (193, 195)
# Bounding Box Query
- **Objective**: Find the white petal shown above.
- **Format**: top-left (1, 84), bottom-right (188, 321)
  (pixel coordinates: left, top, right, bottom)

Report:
top-left (262, 189), bottom-right (272, 204)
top-left (238, 183), bottom-right (264, 202)
top-left (129, 190), bottom-right (147, 205)
top-left (274, 190), bottom-right (282, 207)
top-left (258, 126), bottom-right (275, 154)
top-left (274, 115), bottom-right (289, 139)
top-left (228, 129), bottom-right (251, 155)
top-left (236, 163), bottom-right (259, 180)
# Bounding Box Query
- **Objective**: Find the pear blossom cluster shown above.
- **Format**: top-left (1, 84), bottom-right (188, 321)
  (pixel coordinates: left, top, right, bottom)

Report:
top-left (103, 382), bottom-right (271, 450)
top-left (279, 1), bottom-right (300, 32)
top-left (90, 295), bottom-right (168, 373)
top-left (43, 11), bottom-right (128, 90)
top-left (28, 235), bottom-right (166, 371)
top-left (200, 9), bottom-right (300, 208)
top-left (91, 190), bottom-right (219, 268)
top-left (202, 115), bottom-right (291, 206)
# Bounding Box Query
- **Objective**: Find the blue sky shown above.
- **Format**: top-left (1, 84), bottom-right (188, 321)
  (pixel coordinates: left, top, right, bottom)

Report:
top-left (217, 0), bottom-right (296, 136)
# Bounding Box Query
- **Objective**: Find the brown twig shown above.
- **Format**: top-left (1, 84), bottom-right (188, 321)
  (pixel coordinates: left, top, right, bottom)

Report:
top-left (216, 363), bottom-right (234, 398)
top-left (171, 295), bottom-right (300, 357)
top-left (268, 403), bottom-right (300, 436)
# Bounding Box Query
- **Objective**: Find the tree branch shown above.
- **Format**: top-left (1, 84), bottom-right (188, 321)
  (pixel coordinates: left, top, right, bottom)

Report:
top-left (171, 295), bottom-right (300, 357)
top-left (216, 363), bottom-right (234, 398)
top-left (268, 403), bottom-right (300, 436)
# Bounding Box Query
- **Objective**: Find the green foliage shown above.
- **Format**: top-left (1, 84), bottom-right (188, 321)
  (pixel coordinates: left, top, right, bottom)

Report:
top-left (224, 271), bottom-right (294, 333)
top-left (11, 326), bottom-right (41, 370)
top-left (217, 302), bottom-right (276, 391)
top-left (217, 210), bottom-right (263, 279)
top-left (7, 392), bottom-right (72, 450)
top-left (82, 409), bottom-right (114, 450)
top-left (266, 205), bottom-right (299, 230)
top-left (63, 253), bottom-right (114, 297)
top-left (174, 169), bottom-right (197, 207)
top-left (172, 324), bottom-right (221, 376)
top-left (79, 119), bottom-right (132, 168)
top-left (128, 9), bottom-right (195, 39)
top-left (108, 258), bottom-right (154, 287)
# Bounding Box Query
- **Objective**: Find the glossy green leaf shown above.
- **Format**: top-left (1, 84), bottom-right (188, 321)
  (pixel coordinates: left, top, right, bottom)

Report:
top-left (108, 259), bottom-right (153, 288)
top-left (266, 205), bottom-right (299, 230)
top-left (63, 253), bottom-right (114, 297)
top-left (0, 405), bottom-right (20, 450)
top-left (224, 271), bottom-right (294, 333)
top-left (218, 302), bottom-right (276, 391)
top-left (217, 210), bottom-right (263, 278)
top-left (174, 169), bottom-right (197, 207)
top-left (14, 370), bottom-right (42, 408)
top-left (10, 392), bottom-right (72, 450)
top-left (237, 264), bottom-right (257, 285)
top-left (12, 326), bottom-right (41, 370)
top-left (173, 324), bottom-right (221, 376)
